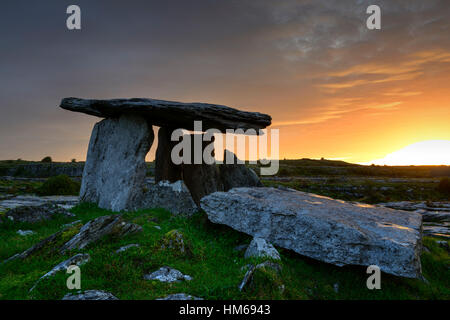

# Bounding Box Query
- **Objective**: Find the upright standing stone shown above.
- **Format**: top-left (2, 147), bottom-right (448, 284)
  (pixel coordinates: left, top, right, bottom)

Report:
top-left (219, 150), bottom-right (263, 191)
top-left (155, 126), bottom-right (182, 183)
top-left (181, 134), bottom-right (223, 206)
top-left (80, 114), bottom-right (154, 212)
top-left (183, 163), bottom-right (223, 206)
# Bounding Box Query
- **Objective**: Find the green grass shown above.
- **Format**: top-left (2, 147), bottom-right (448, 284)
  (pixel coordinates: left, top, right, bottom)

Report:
top-left (0, 203), bottom-right (449, 300)
top-left (0, 179), bottom-right (43, 196)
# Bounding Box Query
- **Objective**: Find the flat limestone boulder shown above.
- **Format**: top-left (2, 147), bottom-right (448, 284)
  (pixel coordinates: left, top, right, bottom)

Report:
top-left (0, 195), bottom-right (79, 212)
top-left (80, 114), bottom-right (154, 212)
top-left (62, 290), bottom-right (118, 300)
top-left (141, 180), bottom-right (197, 216)
top-left (30, 253), bottom-right (90, 292)
top-left (144, 266), bottom-right (192, 283)
top-left (1, 227), bottom-right (74, 265)
top-left (4, 203), bottom-right (74, 224)
top-left (200, 187), bottom-right (423, 279)
top-left (156, 293), bottom-right (203, 300)
top-left (60, 215), bottom-right (142, 253)
top-left (60, 97), bottom-right (271, 132)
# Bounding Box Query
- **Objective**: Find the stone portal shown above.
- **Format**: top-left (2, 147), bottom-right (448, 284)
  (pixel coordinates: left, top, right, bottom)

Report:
top-left (61, 97), bottom-right (272, 212)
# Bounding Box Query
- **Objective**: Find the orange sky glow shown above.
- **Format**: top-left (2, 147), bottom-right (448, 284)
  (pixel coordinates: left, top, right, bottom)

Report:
top-left (1, 1), bottom-right (449, 166)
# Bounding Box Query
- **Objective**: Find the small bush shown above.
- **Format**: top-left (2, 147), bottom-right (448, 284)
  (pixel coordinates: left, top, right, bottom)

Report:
top-left (41, 156), bottom-right (52, 163)
top-left (71, 159), bottom-right (76, 163)
top-left (36, 175), bottom-right (80, 196)
top-left (437, 177), bottom-right (450, 195)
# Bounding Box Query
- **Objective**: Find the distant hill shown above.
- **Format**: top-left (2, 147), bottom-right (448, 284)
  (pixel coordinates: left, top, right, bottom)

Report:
top-left (253, 158), bottom-right (450, 178)
top-left (1, 158), bottom-right (449, 179)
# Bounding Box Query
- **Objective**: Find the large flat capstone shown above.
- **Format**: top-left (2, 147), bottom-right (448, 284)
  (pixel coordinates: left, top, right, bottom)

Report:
top-left (200, 187), bottom-right (423, 278)
top-left (60, 97), bottom-right (271, 132)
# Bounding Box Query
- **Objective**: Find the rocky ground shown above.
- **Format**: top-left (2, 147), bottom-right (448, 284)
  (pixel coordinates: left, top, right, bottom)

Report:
top-left (0, 173), bottom-right (448, 300)
top-left (0, 191), bottom-right (449, 299)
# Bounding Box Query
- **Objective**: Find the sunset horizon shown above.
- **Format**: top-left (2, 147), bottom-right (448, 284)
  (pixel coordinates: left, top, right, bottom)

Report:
top-left (1, 1), bottom-right (449, 166)
top-left (1, 1), bottom-right (449, 306)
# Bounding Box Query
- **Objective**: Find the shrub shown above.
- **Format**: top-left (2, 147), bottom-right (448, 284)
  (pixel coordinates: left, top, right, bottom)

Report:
top-left (41, 156), bottom-right (52, 163)
top-left (437, 177), bottom-right (450, 195)
top-left (71, 159), bottom-right (77, 163)
top-left (36, 175), bottom-right (80, 196)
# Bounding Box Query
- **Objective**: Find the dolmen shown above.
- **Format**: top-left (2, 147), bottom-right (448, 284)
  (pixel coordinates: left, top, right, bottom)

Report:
top-left (61, 97), bottom-right (424, 279)
top-left (60, 97), bottom-right (270, 212)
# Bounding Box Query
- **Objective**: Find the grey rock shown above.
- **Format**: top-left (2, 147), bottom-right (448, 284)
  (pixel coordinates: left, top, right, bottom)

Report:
top-left (0, 195), bottom-right (79, 213)
top-left (80, 114), bottom-right (154, 212)
top-left (62, 290), bottom-right (118, 300)
top-left (2, 228), bottom-right (70, 265)
top-left (159, 230), bottom-right (187, 255)
top-left (418, 210), bottom-right (450, 223)
top-left (62, 220), bottom-right (82, 228)
top-left (182, 162), bottom-right (223, 206)
top-left (423, 223), bottom-right (450, 238)
top-left (219, 150), bottom-right (263, 191)
top-left (201, 187), bottom-right (423, 279)
top-left (379, 201), bottom-right (450, 223)
top-left (156, 293), bottom-right (203, 300)
top-left (154, 225), bottom-right (161, 230)
top-left (238, 261), bottom-right (281, 292)
top-left (60, 215), bottom-right (142, 253)
top-left (255, 260), bottom-right (282, 273)
top-left (238, 265), bottom-right (256, 291)
top-left (30, 253), bottom-right (90, 292)
top-left (115, 244), bottom-right (140, 254)
top-left (5, 203), bottom-right (74, 224)
top-left (17, 229), bottom-right (35, 236)
top-left (60, 97), bottom-right (271, 132)
top-left (244, 238), bottom-right (281, 260)
top-left (380, 201), bottom-right (450, 213)
top-left (144, 266), bottom-right (192, 283)
top-left (141, 180), bottom-right (197, 216)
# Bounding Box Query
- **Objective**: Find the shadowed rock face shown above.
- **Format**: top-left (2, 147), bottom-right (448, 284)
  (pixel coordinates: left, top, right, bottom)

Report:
top-left (219, 150), bottom-right (263, 191)
top-left (155, 131), bottom-right (223, 206)
top-left (141, 180), bottom-right (197, 216)
top-left (80, 114), bottom-right (154, 212)
top-left (201, 187), bottom-right (423, 279)
top-left (60, 97), bottom-right (271, 132)
top-left (154, 126), bottom-right (182, 183)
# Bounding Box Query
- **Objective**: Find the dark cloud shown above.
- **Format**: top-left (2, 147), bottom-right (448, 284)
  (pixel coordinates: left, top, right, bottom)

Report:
top-left (0, 0), bottom-right (449, 161)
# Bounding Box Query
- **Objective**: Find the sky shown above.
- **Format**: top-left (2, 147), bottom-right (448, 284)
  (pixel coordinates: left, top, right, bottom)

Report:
top-left (0, 0), bottom-right (449, 164)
